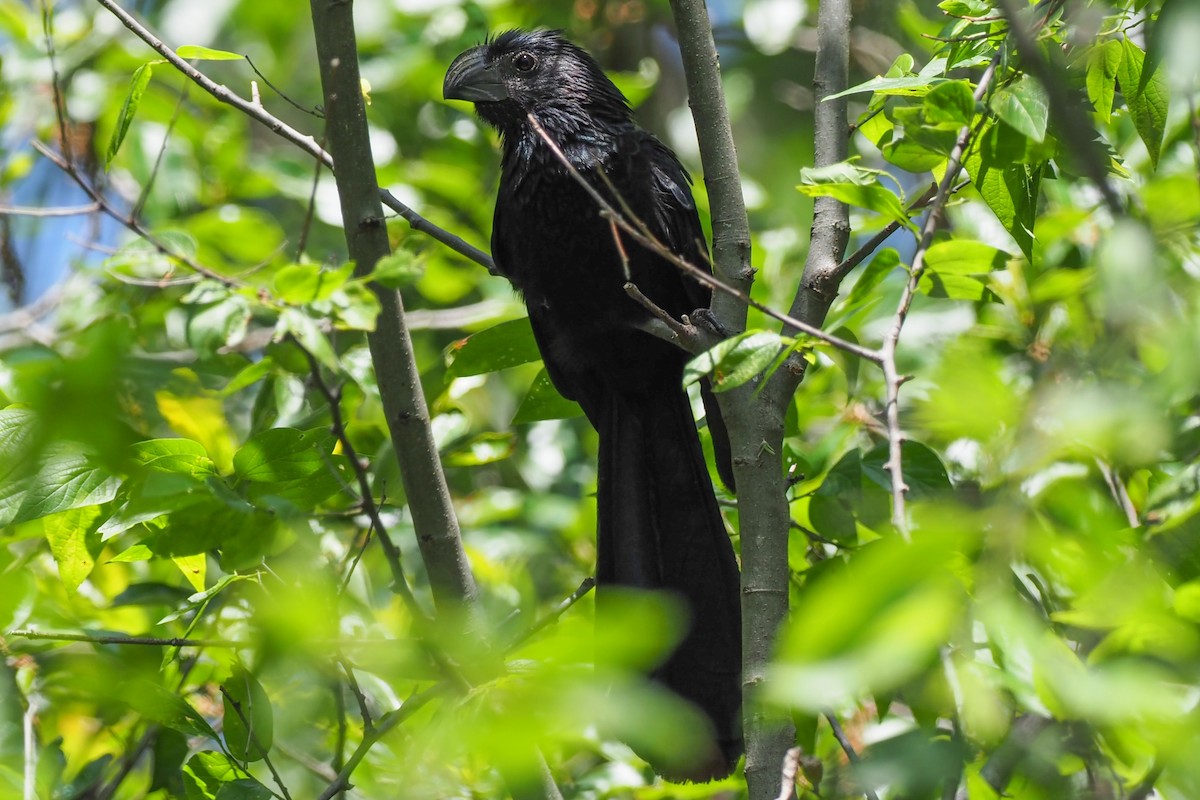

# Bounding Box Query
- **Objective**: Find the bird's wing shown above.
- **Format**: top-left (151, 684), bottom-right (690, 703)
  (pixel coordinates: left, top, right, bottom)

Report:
top-left (642, 133), bottom-right (713, 312)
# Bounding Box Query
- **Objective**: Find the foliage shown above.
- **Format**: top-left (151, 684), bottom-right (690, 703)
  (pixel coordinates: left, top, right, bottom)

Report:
top-left (2, 0), bottom-right (1199, 798)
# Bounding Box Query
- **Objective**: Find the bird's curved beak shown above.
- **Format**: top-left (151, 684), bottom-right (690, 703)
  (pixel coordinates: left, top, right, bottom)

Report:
top-left (443, 46), bottom-right (507, 103)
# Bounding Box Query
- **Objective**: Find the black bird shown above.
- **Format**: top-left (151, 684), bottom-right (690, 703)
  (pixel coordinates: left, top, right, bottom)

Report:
top-left (444, 29), bottom-right (742, 779)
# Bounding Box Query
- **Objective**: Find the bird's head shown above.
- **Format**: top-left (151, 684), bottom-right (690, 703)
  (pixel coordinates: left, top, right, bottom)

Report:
top-left (443, 29), bottom-right (631, 136)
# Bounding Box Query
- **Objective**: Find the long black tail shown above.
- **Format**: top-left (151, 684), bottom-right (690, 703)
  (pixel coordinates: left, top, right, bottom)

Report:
top-left (595, 381), bottom-right (743, 780)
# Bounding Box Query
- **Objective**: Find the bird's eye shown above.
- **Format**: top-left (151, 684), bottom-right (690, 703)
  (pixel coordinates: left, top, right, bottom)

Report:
top-left (512, 52), bottom-right (537, 72)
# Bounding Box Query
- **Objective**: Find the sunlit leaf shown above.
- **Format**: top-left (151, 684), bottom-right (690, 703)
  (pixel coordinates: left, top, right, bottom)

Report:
top-left (233, 427), bottom-right (330, 483)
top-left (991, 75), bottom-right (1049, 142)
top-left (512, 368), bottom-right (583, 423)
top-left (129, 438), bottom-right (217, 478)
top-left (684, 331), bottom-right (785, 392)
top-left (1087, 40), bottom-right (1123, 122)
top-left (176, 45), bottom-right (245, 61)
top-left (106, 62), bottom-right (155, 168)
top-left (1117, 37), bottom-right (1169, 168)
top-left (446, 317), bottom-right (542, 377)
top-left (44, 506), bottom-right (103, 593)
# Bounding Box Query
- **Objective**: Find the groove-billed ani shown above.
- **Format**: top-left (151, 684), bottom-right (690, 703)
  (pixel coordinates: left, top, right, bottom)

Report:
top-left (444, 29), bottom-right (742, 779)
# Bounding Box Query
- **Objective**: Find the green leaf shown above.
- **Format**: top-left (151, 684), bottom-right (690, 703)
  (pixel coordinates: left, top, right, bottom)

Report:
top-left (219, 357), bottom-right (275, 397)
top-left (918, 240), bottom-right (1008, 300)
top-left (233, 428), bottom-right (329, 483)
top-left (365, 251), bottom-right (424, 289)
top-left (276, 308), bottom-right (338, 370)
top-left (108, 544), bottom-right (154, 563)
top-left (991, 75), bottom-right (1049, 142)
top-left (0, 406), bottom-right (40, 525)
top-left (797, 162), bottom-right (913, 229)
top-left (106, 62), bottom-right (155, 168)
top-left (185, 296), bottom-right (251, 358)
top-left (331, 282), bottom-right (381, 331)
top-left (512, 369), bottom-right (584, 424)
top-left (1117, 37), bottom-right (1169, 168)
top-left (183, 751), bottom-right (268, 800)
top-left (963, 120), bottom-right (1042, 260)
top-left (446, 318), bottom-right (542, 377)
top-left (13, 447), bottom-right (120, 525)
top-left (271, 262), bottom-right (353, 303)
top-left (129, 438), bottom-right (217, 479)
top-left (843, 248), bottom-right (901, 313)
top-left (826, 57), bottom-right (948, 100)
top-left (215, 780), bottom-right (274, 800)
top-left (924, 79), bottom-right (975, 126)
top-left (443, 432), bottom-right (516, 467)
top-left (176, 45), bottom-right (245, 61)
top-left (156, 391), bottom-right (239, 474)
top-left (44, 506), bottom-right (103, 594)
top-left (861, 441), bottom-right (951, 498)
top-left (1087, 40), bottom-right (1122, 122)
top-left (938, 0), bottom-right (991, 16)
top-left (684, 331), bottom-right (784, 392)
top-left (121, 680), bottom-right (218, 738)
top-left (769, 531), bottom-right (966, 711)
top-left (222, 668), bottom-right (273, 762)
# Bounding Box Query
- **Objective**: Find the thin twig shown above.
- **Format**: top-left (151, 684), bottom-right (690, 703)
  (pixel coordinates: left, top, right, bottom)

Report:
top-left (5, 629), bottom-right (244, 647)
top-left (507, 576), bottom-right (596, 650)
top-left (296, 131), bottom-right (327, 260)
top-left (314, 684), bottom-right (448, 800)
top-left (0, 203), bottom-right (101, 217)
top-left (41, 0), bottom-right (71, 164)
top-left (824, 712), bottom-right (880, 800)
top-left (133, 79), bottom-right (190, 220)
top-left (878, 54), bottom-right (1001, 538)
top-left (31, 140), bottom-right (236, 285)
top-left (294, 342), bottom-right (427, 622)
top-left (245, 55), bottom-right (324, 118)
top-left (92, 0), bottom-right (494, 271)
top-left (1095, 458), bottom-right (1139, 528)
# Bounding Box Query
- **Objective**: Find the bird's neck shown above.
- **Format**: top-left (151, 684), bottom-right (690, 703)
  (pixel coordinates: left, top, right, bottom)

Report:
top-left (502, 107), bottom-right (632, 181)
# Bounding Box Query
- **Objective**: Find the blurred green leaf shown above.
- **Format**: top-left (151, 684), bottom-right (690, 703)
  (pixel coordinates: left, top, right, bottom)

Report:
top-left (221, 668), bottom-right (273, 762)
top-left (271, 262), bottom-right (353, 303)
top-left (365, 251), bottom-right (424, 289)
top-left (121, 680), bottom-right (217, 738)
top-left (771, 532), bottom-right (967, 711)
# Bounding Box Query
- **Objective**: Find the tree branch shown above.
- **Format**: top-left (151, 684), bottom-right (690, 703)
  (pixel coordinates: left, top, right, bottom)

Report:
top-left (667, 0), bottom-right (753, 333)
top-left (308, 0), bottom-right (478, 613)
top-left (93, 0), bottom-right (494, 271)
top-left (879, 54), bottom-right (1000, 537)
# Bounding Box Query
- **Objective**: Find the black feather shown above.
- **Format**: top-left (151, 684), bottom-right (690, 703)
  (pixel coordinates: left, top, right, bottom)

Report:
top-left (446, 29), bottom-right (743, 780)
